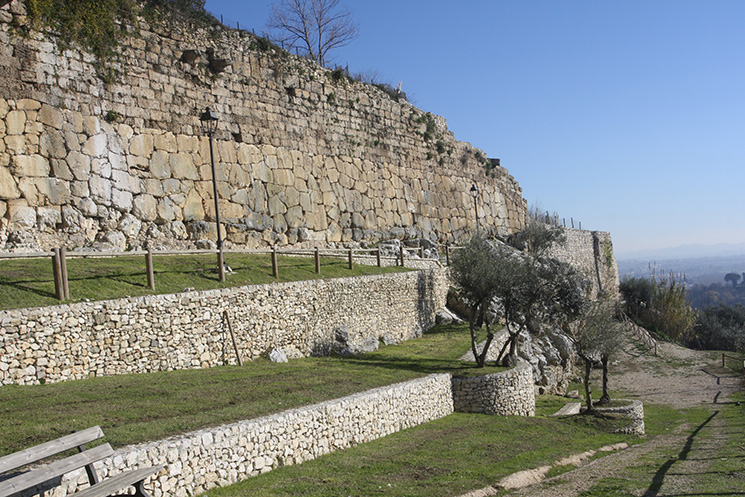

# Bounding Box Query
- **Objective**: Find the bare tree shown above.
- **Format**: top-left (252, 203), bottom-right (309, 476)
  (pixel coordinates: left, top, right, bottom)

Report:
top-left (265, 0), bottom-right (359, 66)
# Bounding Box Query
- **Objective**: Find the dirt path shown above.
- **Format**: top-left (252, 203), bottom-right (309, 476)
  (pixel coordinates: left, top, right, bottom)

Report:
top-left (500, 334), bottom-right (743, 497)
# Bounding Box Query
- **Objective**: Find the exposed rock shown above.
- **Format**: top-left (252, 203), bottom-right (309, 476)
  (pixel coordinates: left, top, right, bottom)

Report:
top-left (268, 348), bottom-right (288, 363)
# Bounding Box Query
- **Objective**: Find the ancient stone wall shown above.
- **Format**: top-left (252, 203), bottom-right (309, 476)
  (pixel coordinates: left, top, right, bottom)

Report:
top-left (549, 228), bottom-right (619, 299)
top-left (0, 268), bottom-right (449, 385)
top-left (451, 362), bottom-right (536, 416)
top-left (0, 1), bottom-right (527, 253)
top-left (35, 374), bottom-right (455, 497)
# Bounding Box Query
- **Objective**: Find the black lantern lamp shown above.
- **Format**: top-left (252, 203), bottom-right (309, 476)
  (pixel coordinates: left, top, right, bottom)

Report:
top-left (200, 107), bottom-right (225, 281)
top-left (470, 184), bottom-right (480, 233)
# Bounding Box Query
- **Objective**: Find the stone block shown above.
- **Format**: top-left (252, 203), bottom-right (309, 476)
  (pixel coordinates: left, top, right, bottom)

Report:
top-left (11, 154), bottom-right (49, 177)
top-left (0, 166), bottom-right (20, 199)
top-left (39, 104), bottom-right (63, 129)
top-left (82, 134), bottom-right (108, 157)
top-left (5, 110), bottom-right (25, 135)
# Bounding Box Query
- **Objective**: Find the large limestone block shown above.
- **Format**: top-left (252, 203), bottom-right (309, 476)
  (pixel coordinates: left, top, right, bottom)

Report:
top-left (5, 110), bottom-right (25, 135)
top-left (150, 150), bottom-right (171, 179)
top-left (285, 205), bottom-right (303, 228)
top-left (12, 154), bottom-right (49, 177)
top-left (67, 151), bottom-right (91, 180)
top-left (38, 104), bottom-right (64, 129)
top-left (133, 194), bottom-right (157, 221)
top-left (89, 175), bottom-right (112, 203)
top-left (154, 132), bottom-right (177, 153)
top-left (129, 134), bottom-right (154, 157)
top-left (0, 166), bottom-right (21, 199)
top-left (183, 189), bottom-right (205, 221)
top-left (268, 194), bottom-right (287, 216)
top-left (170, 153), bottom-right (199, 180)
top-left (82, 134), bottom-right (108, 157)
top-left (7, 199), bottom-right (36, 228)
top-left (39, 130), bottom-right (66, 159)
top-left (111, 188), bottom-right (133, 212)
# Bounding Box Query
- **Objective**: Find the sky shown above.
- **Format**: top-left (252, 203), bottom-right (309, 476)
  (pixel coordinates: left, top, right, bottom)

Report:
top-left (204, 0), bottom-right (745, 258)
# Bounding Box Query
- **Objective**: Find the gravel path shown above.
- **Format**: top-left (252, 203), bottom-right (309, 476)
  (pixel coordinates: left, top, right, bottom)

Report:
top-left (492, 333), bottom-right (742, 497)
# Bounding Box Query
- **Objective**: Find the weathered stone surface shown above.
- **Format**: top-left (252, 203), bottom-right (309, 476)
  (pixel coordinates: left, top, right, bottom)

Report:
top-left (0, 166), bottom-right (20, 199)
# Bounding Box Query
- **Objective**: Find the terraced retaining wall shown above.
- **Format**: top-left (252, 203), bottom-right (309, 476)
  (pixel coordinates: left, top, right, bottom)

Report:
top-left (0, 268), bottom-right (448, 385)
top-left (451, 362), bottom-right (536, 416)
top-left (35, 374), bottom-right (456, 497)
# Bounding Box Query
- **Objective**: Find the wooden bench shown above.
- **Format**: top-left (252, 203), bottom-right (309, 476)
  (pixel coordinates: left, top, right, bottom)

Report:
top-left (0, 426), bottom-right (162, 497)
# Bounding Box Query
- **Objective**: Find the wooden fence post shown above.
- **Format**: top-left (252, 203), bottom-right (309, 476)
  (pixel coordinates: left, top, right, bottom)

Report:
top-left (348, 247), bottom-right (353, 270)
top-left (315, 247), bottom-right (321, 274)
top-left (52, 249), bottom-right (64, 300)
top-left (446, 245), bottom-right (450, 266)
top-left (59, 247), bottom-right (69, 300)
top-left (146, 248), bottom-right (155, 290)
top-left (272, 247), bottom-right (279, 279)
top-left (223, 310), bottom-right (242, 366)
top-left (399, 245), bottom-right (405, 267)
top-left (418, 247), bottom-right (423, 258)
top-left (376, 248), bottom-right (381, 267)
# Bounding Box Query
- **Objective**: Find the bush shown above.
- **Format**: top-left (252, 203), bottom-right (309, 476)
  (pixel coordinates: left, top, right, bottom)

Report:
top-left (695, 305), bottom-right (745, 352)
top-left (621, 275), bottom-right (696, 344)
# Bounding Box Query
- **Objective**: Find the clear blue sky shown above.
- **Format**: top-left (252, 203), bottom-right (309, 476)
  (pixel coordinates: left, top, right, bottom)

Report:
top-left (204, 0), bottom-right (745, 257)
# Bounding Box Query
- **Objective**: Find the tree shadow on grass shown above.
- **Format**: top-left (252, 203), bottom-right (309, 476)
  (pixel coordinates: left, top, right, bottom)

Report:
top-left (643, 410), bottom-right (719, 497)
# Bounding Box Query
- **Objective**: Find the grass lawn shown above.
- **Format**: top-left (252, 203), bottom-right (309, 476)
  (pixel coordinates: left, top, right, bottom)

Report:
top-left (0, 324), bottom-right (505, 456)
top-left (0, 252), bottom-right (409, 310)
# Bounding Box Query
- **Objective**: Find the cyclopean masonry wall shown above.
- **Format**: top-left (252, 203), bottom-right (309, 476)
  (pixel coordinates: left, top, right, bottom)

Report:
top-left (0, 268), bottom-right (448, 386)
top-left (34, 374), bottom-right (456, 497)
top-left (451, 362), bottom-right (536, 416)
top-left (0, 1), bottom-right (527, 253)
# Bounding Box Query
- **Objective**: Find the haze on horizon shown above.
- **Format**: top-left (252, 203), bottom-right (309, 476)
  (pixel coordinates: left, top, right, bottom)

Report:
top-left (205, 0), bottom-right (745, 257)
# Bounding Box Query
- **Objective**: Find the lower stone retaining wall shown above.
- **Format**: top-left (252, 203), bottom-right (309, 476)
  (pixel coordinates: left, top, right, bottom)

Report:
top-left (596, 399), bottom-right (645, 435)
top-left (43, 374), bottom-right (454, 497)
top-left (451, 362), bottom-right (536, 416)
top-left (0, 268), bottom-right (448, 385)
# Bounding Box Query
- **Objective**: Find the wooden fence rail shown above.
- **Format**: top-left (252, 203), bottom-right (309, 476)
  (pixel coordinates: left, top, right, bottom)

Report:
top-left (0, 245), bottom-right (436, 302)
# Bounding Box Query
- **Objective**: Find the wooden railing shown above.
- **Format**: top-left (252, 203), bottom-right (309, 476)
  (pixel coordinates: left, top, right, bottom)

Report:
top-left (0, 245), bottom-right (438, 302)
top-left (620, 312), bottom-right (661, 356)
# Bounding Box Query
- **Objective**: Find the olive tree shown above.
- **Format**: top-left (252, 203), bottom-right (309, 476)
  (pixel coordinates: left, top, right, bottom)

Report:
top-left (569, 300), bottom-right (622, 411)
top-left (450, 231), bottom-right (586, 368)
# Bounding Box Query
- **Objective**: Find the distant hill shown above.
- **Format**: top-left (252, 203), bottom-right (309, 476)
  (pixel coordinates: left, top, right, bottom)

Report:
top-left (617, 242), bottom-right (745, 261)
top-left (617, 254), bottom-right (745, 287)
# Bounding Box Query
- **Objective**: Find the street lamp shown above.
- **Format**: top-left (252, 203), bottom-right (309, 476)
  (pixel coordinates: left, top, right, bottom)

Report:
top-left (470, 184), bottom-right (480, 233)
top-left (200, 107), bottom-right (225, 282)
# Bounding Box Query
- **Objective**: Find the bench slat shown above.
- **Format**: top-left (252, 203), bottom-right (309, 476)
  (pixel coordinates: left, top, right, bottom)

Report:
top-left (73, 466), bottom-right (163, 497)
top-left (0, 426), bottom-right (105, 475)
top-left (0, 443), bottom-right (113, 497)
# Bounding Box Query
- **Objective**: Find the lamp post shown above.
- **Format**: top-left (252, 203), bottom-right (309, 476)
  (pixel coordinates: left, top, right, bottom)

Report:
top-left (470, 184), bottom-right (480, 233)
top-left (200, 107), bottom-right (225, 282)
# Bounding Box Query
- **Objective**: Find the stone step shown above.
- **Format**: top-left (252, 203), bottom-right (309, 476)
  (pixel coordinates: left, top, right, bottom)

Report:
top-left (552, 401), bottom-right (582, 416)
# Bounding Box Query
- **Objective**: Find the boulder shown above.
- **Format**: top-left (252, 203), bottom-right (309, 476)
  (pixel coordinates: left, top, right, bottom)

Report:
top-left (268, 348), bottom-right (288, 363)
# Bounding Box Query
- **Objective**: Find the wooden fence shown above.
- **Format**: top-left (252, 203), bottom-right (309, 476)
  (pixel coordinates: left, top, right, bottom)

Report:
top-left (620, 312), bottom-right (661, 356)
top-left (721, 353), bottom-right (745, 375)
top-left (0, 245), bottom-right (438, 302)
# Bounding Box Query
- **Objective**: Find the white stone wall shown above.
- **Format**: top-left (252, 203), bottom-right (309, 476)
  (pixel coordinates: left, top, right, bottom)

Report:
top-left (38, 374), bottom-right (455, 497)
top-left (548, 229), bottom-right (619, 299)
top-left (451, 362), bottom-right (536, 416)
top-left (0, 268), bottom-right (449, 385)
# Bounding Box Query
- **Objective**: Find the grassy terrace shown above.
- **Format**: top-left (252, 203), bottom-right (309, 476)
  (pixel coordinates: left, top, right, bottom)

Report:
top-left (0, 252), bottom-right (409, 311)
top-left (0, 324), bottom-right (504, 456)
top-left (1, 322), bottom-right (729, 496)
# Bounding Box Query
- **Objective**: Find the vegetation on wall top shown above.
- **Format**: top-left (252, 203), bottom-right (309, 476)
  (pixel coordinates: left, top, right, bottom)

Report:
top-left (23, 0), bottom-right (213, 82)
